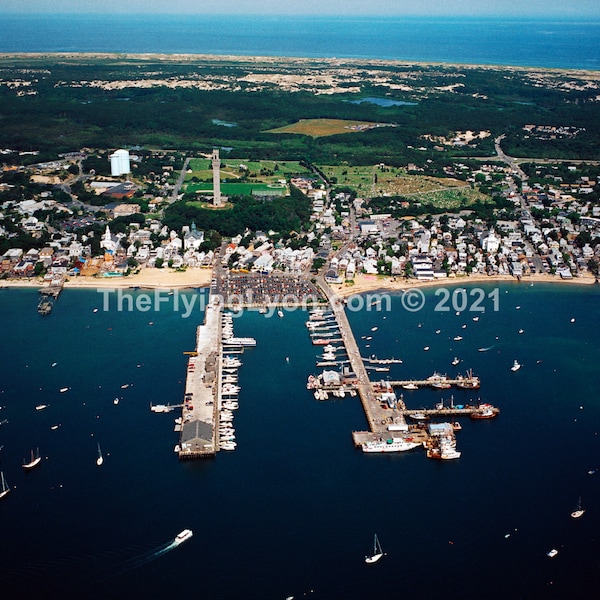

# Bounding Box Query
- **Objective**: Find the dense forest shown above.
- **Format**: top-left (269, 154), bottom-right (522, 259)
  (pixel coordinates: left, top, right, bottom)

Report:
top-left (1, 56), bottom-right (599, 165)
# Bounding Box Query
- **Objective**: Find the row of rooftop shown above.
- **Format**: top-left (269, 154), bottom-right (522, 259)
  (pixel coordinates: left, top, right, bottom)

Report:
top-left (1, 147), bottom-right (599, 282)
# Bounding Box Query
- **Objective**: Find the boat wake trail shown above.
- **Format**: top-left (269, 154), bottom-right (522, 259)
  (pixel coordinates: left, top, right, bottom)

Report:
top-left (99, 540), bottom-right (177, 579)
top-left (2, 540), bottom-right (177, 596)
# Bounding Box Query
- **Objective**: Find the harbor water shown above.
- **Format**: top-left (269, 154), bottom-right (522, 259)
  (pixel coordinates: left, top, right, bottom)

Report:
top-left (0, 282), bottom-right (599, 599)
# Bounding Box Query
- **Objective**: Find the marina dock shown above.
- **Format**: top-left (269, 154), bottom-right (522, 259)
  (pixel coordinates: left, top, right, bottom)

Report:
top-left (313, 277), bottom-right (496, 457)
top-left (173, 292), bottom-right (255, 459)
top-left (314, 278), bottom-right (403, 433)
top-left (177, 295), bottom-right (222, 459)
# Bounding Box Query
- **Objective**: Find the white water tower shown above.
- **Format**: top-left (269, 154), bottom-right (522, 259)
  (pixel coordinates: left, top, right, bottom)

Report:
top-left (109, 149), bottom-right (131, 176)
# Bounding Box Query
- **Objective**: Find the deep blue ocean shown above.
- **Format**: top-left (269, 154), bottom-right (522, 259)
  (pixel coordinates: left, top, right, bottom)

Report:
top-left (0, 282), bottom-right (599, 599)
top-left (0, 15), bottom-right (599, 69)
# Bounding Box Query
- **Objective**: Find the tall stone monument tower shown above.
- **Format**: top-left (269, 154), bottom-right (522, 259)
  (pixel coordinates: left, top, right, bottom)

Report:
top-left (211, 149), bottom-right (221, 206)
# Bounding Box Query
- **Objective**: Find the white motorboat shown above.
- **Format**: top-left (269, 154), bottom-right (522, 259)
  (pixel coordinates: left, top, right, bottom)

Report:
top-left (571, 496), bottom-right (585, 519)
top-left (174, 529), bottom-right (193, 545)
top-left (451, 357), bottom-right (460, 366)
top-left (547, 548), bottom-right (558, 558)
top-left (365, 534), bottom-right (385, 564)
top-left (96, 443), bottom-right (103, 466)
top-left (511, 360), bottom-right (521, 372)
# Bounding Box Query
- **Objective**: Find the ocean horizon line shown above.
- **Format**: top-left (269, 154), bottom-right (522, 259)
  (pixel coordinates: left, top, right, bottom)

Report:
top-left (0, 14), bottom-right (599, 72)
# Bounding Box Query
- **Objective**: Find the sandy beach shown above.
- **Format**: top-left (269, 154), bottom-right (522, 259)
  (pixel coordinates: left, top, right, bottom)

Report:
top-left (330, 272), bottom-right (598, 298)
top-left (0, 268), bottom-right (596, 296)
top-left (0, 267), bottom-right (213, 290)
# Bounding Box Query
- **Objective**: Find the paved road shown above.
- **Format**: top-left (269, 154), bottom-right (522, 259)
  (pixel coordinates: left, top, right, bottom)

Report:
top-left (170, 157), bottom-right (191, 203)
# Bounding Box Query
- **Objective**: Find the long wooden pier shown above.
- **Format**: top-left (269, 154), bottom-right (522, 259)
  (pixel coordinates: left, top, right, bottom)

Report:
top-left (177, 294), bottom-right (221, 459)
top-left (315, 277), bottom-right (403, 433)
top-left (313, 277), bottom-right (498, 458)
top-left (380, 377), bottom-right (480, 389)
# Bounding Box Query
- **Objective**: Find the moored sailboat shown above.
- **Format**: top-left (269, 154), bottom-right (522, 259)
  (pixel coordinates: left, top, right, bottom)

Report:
top-left (0, 471), bottom-right (9, 499)
top-left (22, 448), bottom-right (41, 470)
top-left (571, 496), bottom-right (585, 519)
top-left (365, 533), bottom-right (385, 564)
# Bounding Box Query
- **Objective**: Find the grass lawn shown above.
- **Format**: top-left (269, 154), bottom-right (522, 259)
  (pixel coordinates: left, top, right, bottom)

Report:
top-left (183, 158), bottom-right (312, 194)
top-left (320, 164), bottom-right (491, 207)
top-left (266, 118), bottom-right (385, 138)
top-left (185, 182), bottom-right (287, 196)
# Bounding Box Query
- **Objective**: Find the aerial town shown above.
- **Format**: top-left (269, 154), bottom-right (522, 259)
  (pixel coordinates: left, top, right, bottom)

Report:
top-left (1, 140), bottom-right (599, 294)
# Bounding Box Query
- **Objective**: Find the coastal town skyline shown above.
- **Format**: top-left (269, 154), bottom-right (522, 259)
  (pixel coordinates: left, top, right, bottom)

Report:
top-left (1, 0), bottom-right (599, 17)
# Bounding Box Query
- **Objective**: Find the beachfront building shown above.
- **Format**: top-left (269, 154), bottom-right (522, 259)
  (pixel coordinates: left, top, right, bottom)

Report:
top-left (183, 223), bottom-right (205, 250)
top-left (100, 225), bottom-right (120, 260)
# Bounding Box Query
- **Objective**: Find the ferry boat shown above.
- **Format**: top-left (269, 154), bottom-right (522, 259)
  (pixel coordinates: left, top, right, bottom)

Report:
top-left (173, 529), bottom-right (193, 545)
top-left (22, 448), bottom-right (41, 470)
top-left (362, 438), bottom-right (421, 453)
